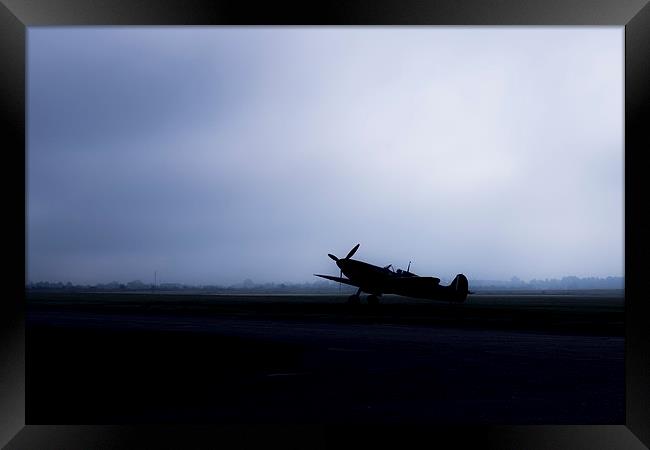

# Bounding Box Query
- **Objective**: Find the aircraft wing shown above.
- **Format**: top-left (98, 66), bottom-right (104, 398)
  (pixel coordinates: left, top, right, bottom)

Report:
top-left (314, 274), bottom-right (362, 287)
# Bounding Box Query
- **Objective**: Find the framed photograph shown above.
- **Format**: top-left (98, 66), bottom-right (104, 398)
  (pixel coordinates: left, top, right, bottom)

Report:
top-left (3, 0), bottom-right (649, 448)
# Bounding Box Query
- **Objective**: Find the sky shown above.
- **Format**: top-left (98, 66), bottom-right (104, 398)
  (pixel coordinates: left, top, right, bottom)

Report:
top-left (27, 27), bottom-right (624, 285)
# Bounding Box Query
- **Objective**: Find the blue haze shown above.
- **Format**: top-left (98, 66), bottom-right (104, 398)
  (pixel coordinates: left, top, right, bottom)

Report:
top-left (27, 27), bottom-right (623, 285)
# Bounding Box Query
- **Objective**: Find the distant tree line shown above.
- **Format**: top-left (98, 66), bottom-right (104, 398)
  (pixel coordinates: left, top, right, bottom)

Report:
top-left (26, 275), bottom-right (623, 293)
top-left (470, 276), bottom-right (624, 290)
top-left (25, 279), bottom-right (356, 294)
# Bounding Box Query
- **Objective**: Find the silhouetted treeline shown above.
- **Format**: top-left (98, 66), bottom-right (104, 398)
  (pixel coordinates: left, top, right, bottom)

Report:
top-left (25, 279), bottom-right (355, 294)
top-left (26, 275), bottom-right (623, 293)
top-left (470, 276), bottom-right (623, 290)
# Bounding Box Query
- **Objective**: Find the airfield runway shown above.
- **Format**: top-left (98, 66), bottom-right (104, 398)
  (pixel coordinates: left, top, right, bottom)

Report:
top-left (26, 291), bottom-right (624, 424)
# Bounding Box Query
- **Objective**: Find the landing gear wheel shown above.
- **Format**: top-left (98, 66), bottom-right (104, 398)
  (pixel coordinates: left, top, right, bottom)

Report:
top-left (347, 295), bottom-right (361, 305)
top-left (367, 295), bottom-right (380, 306)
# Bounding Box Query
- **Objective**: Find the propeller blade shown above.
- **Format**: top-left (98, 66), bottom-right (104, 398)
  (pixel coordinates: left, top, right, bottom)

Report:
top-left (345, 243), bottom-right (360, 260)
top-left (339, 268), bottom-right (342, 293)
top-left (328, 254), bottom-right (339, 262)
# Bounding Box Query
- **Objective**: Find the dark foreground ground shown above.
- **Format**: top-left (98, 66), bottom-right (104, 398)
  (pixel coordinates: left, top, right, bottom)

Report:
top-left (26, 291), bottom-right (624, 424)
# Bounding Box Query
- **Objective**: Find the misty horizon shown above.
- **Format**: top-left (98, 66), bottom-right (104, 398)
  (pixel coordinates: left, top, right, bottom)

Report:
top-left (27, 27), bottom-right (624, 285)
top-left (26, 274), bottom-right (624, 289)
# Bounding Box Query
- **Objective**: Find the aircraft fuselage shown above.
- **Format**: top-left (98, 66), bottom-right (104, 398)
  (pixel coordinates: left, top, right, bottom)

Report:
top-left (337, 258), bottom-right (468, 302)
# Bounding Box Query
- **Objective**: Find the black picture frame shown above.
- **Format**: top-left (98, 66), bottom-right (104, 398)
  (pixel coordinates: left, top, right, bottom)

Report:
top-left (2, 0), bottom-right (649, 448)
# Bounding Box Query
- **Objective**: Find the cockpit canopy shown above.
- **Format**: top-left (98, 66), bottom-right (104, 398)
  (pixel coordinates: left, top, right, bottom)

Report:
top-left (396, 267), bottom-right (418, 277)
top-left (383, 264), bottom-right (419, 277)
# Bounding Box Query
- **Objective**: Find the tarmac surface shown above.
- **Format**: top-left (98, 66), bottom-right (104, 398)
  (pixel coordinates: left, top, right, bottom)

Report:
top-left (26, 291), bottom-right (624, 424)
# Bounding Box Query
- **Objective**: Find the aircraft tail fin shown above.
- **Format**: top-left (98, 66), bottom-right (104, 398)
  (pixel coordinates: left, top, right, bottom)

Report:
top-left (449, 274), bottom-right (469, 301)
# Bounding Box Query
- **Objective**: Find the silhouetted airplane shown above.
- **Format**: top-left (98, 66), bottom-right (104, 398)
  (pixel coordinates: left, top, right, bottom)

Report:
top-left (314, 244), bottom-right (471, 305)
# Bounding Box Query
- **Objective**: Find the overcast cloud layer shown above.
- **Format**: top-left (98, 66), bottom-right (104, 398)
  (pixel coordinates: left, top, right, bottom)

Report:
top-left (27, 27), bottom-right (623, 285)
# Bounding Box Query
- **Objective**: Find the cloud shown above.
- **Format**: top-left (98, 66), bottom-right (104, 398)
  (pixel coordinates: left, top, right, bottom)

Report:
top-left (27, 27), bottom-right (623, 284)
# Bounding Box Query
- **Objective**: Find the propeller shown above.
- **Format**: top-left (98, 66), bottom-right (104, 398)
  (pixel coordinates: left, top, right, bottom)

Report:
top-left (327, 244), bottom-right (360, 294)
top-left (345, 243), bottom-right (360, 259)
top-left (327, 244), bottom-right (360, 265)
